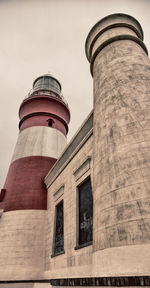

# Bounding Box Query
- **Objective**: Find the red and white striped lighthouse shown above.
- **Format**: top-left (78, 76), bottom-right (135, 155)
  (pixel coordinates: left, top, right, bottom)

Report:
top-left (0, 74), bottom-right (70, 212)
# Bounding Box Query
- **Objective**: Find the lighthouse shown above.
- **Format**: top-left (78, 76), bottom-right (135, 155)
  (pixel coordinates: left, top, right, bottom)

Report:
top-left (0, 12), bottom-right (150, 288)
top-left (0, 74), bottom-right (70, 212)
top-left (0, 74), bottom-right (70, 281)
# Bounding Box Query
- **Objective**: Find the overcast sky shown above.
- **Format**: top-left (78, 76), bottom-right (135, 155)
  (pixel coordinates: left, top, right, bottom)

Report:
top-left (0, 0), bottom-right (150, 188)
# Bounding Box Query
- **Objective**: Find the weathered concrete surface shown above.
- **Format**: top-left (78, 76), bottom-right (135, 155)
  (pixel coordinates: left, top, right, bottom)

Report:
top-left (86, 14), bottom-right (150, 257)
top-left (45, 125), bottom-right (93, 279)
top-left (85, 13), bottom-right (143, 61)
top-left (0, 210), bottom-right (46, 280)
top-left (1, 14), bottom-right (150, 285)
top-left (12, 126), bottom-right (66, 162)
top-left (45, 111), bottom-right (93, 187)
top-left (0, 284), bottom-right (50, 288)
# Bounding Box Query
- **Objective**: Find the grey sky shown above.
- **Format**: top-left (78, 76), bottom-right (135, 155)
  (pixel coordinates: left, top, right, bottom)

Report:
top-left (0, 0), bottom-right (150, 188)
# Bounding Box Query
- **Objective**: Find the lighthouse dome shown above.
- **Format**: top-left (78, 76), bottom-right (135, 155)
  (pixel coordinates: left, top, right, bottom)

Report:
top-left (32, 74), bottom-right (61, 95)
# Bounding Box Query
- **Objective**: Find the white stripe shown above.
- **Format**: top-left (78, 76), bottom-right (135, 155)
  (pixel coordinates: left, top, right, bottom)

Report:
top-left (11, 126), bottom-right (67, 163)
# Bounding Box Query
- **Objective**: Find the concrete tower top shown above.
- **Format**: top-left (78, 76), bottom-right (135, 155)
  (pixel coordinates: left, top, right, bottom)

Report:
top-left (85, 13), bottom-right (145, 68)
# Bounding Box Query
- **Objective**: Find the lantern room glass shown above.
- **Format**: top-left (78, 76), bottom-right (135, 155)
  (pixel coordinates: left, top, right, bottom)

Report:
top-left (33, 76), bottom-right (61, 95)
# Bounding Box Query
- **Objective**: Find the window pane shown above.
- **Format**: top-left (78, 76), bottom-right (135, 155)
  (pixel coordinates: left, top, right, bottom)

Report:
top-left (78, 178), bottom-right (93, 245)
top-left (54, 201), bottom-right (64, 254)
top-left (35, 79), bottom-right (42, 88)
top-left (43, 77), bottom-right (49, 86)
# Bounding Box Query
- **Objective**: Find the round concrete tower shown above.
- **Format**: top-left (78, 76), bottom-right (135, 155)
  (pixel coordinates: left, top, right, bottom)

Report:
top-left (0, 74), bottom-right (70, 212)
top-left (86, 14), bottom-right (150, 277)
top-left (0, 75), bottom-right (70, 282)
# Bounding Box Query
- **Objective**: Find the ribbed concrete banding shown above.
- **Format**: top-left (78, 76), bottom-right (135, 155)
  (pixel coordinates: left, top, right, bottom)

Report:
top-left (89, 28), bottom-right (139, 62)
top-left (85, 13), bottom-right (144, 61)
top-left (85, 13), bottom-right (150, 258)
top-left (11, 126), bottom-right (67, 163)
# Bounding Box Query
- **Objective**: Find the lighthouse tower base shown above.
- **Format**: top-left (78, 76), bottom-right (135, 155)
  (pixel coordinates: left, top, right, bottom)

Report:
top-left (0, 284), bottom-right (50, 288)
top-left (0, 210), bottom-right (46, 285)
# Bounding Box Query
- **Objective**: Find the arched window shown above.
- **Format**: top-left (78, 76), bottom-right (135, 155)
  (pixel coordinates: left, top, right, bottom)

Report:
top-left (47, 118), bottom-right (54, 127)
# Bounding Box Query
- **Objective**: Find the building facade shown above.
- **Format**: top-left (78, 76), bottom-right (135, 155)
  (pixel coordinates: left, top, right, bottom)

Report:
top-left (0, 13), bottom-right (150, 288)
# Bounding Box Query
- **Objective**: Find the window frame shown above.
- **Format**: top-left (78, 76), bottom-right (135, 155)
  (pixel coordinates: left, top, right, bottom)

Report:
top-left (51, 199), bottom-right (65, 258)
top-left (75, 176), bottom-right (93, 250)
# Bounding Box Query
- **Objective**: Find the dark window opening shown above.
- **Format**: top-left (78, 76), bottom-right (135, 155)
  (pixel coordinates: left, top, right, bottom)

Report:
top-left (0, 189), bottom-right (6, 202)
top-left (54, 201), bottom-right (64, 255)
top-left (47, 118), bottom-right (54, 127)
top-left (78, 177), bottom-right (93, 246)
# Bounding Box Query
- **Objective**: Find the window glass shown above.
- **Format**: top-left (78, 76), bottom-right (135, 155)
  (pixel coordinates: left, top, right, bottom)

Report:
top-left (34, 77), bottom-right (60, 93)
top-left (43, 77), bottom-right (49, 86)
top-left (54, 201), bottom-right (64, 254)
top-left (35, 79), bottom-right (42, 88)
top-left (78, 178), bottom-right (93, 246)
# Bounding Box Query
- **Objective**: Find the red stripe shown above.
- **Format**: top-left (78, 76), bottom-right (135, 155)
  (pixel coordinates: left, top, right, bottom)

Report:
top-left (19, 114), bottom-right (67, 135)
top-left (19, 96), bottom-right (70, 124)
top-left (0, 156), bottom-right (56, 212)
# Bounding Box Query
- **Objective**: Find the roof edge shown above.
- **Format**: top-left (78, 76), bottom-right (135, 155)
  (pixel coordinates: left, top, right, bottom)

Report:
top-left (85, 13), bottom-right (144, 61)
